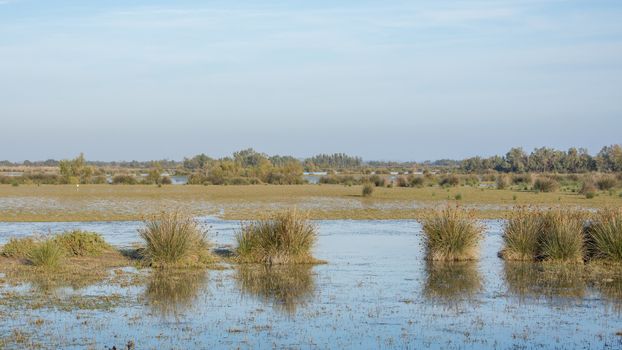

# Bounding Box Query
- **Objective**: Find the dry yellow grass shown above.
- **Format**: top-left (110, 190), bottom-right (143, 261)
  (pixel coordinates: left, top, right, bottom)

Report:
top-left (0, 184), bottom-right (620, 221)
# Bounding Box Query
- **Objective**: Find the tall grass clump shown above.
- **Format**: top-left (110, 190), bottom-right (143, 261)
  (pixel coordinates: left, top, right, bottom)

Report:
top-left (139, 211), bottom-right (213, 268)
top-left (533, 177), bottom-right (559, 192)
top-left (28, 240), bottom-right (63, 268)
top-left (361, 183), bottom-right (374, 197)
top-left (539, 209), bottom-right (585, 263)
top-left (236, 210), bottom-right (319, 264)
top-left (500, 207), bottom-right (542, 261)
top-left (587, 208), bottom-right (622, 262)
top-left (496, 175), bottom-right (510, 190)
top-left (52, 230), bottom-right (111, 256)
top-left (579, 179), bottom-right (597, 197)
top-left (597, 176), bottom-right (618, 191)
top-left (419, 206), bottom-right (484, 261)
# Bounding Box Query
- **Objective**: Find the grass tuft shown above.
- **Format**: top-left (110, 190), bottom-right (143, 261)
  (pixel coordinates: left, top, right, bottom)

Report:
top-left (539, 209), bottom-right (585, 263)
top-left (139, 211), bottom-right (214, 268)
top-left (501, 207), bottom-right (542, 261)
top-left (28, 240), bottom-right (63, 268)
top-left (236, 209), bottom-right (320, 264)
top-left (587, 208), bottom-right (622, 261)
top-left (2, 237), bottom-right (38, 259)
top-left (419, 205), bottom-right (484, 261)
top-left (361, 183), bottom-right (374, 197)
top-left (52, 230), bottom-right (112, 256)
top-left (533, 177), bottom-right (559, 192)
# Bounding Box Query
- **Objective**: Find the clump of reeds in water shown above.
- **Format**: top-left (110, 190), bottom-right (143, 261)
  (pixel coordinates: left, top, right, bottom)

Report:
top-left (139, 211), bottom-right (213, 268)
top-left (28, 240), bottom-right (63, 268)
top-left (419, 205), bottom-right (484, 261)
top-left (587, 208), bottom-right (622, 262)
top-left (236, 209), bottom-right (320, 264)
top-left (539, 209), bottom-right (586, 263)
top-left (500, 207), bottom-right (542, 261)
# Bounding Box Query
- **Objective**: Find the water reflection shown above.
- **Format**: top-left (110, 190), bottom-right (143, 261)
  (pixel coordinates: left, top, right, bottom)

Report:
top-left (503, 262), bottom-right (586, 302)
top-left (423, 261), bottom-right (482, 307)
top-left (145, 270), bottom-right (208, 317)
top-left (235, 264), bottom-right (316, 314)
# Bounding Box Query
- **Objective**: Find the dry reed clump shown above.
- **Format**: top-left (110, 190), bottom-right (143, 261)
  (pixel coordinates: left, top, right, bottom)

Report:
top-left (235, 209), bottom-right (320, 264)
top-left (587, 208), bottom-right (622, 262)
top-left (139, 211), bottom-right (214, 268)
top-left (533, 177), bottom-right (559, 192)
top-left (52, 230), bottom-right (112, 256)
top-left (419, 205), bottom-right (484, 261)
top-left (2, 237), bottom-right (38, 259)
top-left (361, 183), bottom-right (374, 197)
top-left (500, 207), bottom-right (542, 261)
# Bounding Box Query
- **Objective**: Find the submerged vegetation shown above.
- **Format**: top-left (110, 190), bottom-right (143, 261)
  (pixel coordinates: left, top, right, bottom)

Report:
top-left (236, 210), bottom-right (320, 264)
top-left (139, 211), bottom-right (214, 268)
top-left (419, 206), bottom-right (484, 261)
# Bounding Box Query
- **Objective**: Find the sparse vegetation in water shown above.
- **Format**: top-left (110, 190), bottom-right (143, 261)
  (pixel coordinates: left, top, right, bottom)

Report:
top-left (419, 205), bottom-right (484, 261)
top-left (539, 209), bottom-right (585, 263)
top-left (500, 207), bottom-right (542, 261)
top-left (361, 183), bottom-right (374, 197)
top-left (28, 240), bottom-right (63, 268)
top-left (139, 211), bottom-right (214, 268)
top-left (235, 209), bottom-right (321, 264)
top-left (587, 208), bottom-right (622, 262)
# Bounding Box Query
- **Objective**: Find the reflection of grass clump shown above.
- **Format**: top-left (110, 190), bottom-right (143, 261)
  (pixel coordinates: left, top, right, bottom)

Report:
top-left (503, 261), bottom-right (586, 300)
top-left (236, 210), bottom-right (320, 264)
top-left (500, 207), bottom-right (542, 261)
top-left (139, 211), bottom-right (214, 268)
top-left (587, 208), bottom-right (622, 261)
top-left (28, 240), bottom-right (63, 268)
top-left (235, 264), bottom-right (315, 314)
top-left (419, 205), bottom-right (483, 261)
top-left (423, 261), bottom-right (482, 304)
top-left (146, 270), bottom-right (207, 317)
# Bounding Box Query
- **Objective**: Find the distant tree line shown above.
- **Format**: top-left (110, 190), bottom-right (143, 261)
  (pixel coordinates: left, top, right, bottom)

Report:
top-left (460, 145), bottom-right (622, 173)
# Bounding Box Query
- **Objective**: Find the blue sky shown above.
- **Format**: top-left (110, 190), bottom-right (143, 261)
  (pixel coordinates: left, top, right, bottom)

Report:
top-left (1, 0), bottom-right (621, 161)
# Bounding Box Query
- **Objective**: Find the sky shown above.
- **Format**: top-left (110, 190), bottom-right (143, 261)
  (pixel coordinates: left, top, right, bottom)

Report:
top-left (1, 0), bottom-right (621, 162)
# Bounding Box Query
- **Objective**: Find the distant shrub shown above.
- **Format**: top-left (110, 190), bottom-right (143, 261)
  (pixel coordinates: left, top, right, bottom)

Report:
top-left (410, 176), bottom-right (425, 187)
top-left (396, 176), bottom-right (409, 187)
top-left (2, 237), bottom-right (37, 259)
top-left (496, 175), bottom-right (510, 190)
top-left (160, 176), bottom-right (172, 185)
top-left (587, 208), bottom-right (622, 261)
top-left (585, 192), bottom-right (596, 199)
top-left (52, 230), bottom-right (111, 257)
top-left (579, 179), bottom-right (597, 196)
top-left (454, 193), bottom-right (462, 200)
top-left (419, 206), bottom-right (483, 261)
top-left (533, 178), bottom-right (559, 192)
top-left (139, 211), bottom-right (213, 268)
top-left (512, 173), bottom-right (532, 185)
top-left (112, 174), bottom-right (137, 185)
top-left (368, 174), bottom-right (385, 187)
top-left (28, 240), bottom-right (63, 268)
top-left (90, 175), bottom-right (107, 184)
top-left (362, 183), bottom-right (374, 197)
top-left (439, 175), bottom-right (460, 187)
top-left (236, 210), bottom-right (319, 264)
top-left (500, 207), bottom-right (542, 261)
top-left (463, 175), bottom-right (479, 187)
top-left (597, 176), bottom-right (618, 191)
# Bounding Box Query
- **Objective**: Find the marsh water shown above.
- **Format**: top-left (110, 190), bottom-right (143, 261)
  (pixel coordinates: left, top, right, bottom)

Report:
top-left (1, 219), bottom-right (622, 349)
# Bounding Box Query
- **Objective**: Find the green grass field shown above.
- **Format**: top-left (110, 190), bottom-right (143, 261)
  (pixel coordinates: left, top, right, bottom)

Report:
top-left (0, 184), bottom-right (620, 221)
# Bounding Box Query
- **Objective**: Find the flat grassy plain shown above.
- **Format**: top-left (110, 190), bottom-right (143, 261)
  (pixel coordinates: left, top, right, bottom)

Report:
top-left (0, 184), bottom-right (620, 221)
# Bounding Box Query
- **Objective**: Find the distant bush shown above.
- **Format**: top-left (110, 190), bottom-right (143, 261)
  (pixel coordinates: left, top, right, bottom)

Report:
top-left (579, 179), bottom-right (597, 198)
top-left (90, 175), bottom-right (107, 184)
top-left (160, 176), bottom-right (172, 185)
top-left (454, 193), bottom-right (462, 200)
top-left (112, 174), bottom-right (137, 185)
top-left (533, 178), bottom-right (559, 192)
top-left (419, 206), bottom-right (483, 261)
top-left (512, 173), bottom-right (532, 185)
top-left (235, 210), bottom-right (319, 264)
top-left (439, 174), bottom-right (460, 187)
top-left (28, 240), bottom-right (63, 268)
top-left (496, 175), bottom-right (510, 190)
top-left (367, 174), bottom-right (385, 187)
top-left (362, 183), bottom-right (374, 197)
top-left (139, 211), bottom-right (213, 268)
top-left (597, 176), bottom-right (618, 190)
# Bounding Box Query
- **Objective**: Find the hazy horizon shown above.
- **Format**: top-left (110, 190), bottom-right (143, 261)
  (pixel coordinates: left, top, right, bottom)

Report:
top-left (2, 0), bottom-right (621, 162)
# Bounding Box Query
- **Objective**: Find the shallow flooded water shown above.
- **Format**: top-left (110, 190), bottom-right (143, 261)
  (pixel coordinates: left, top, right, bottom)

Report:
top-left (1, 219), bottom-right (622, 349)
